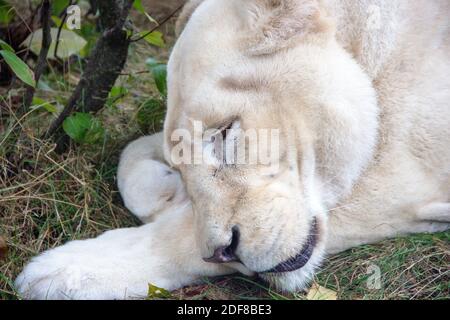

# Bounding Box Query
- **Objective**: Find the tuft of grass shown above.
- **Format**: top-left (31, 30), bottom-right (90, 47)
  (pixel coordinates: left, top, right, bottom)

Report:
top-left (167, 231), bottom-right (449, 300)
top-left (316, 232), bottom-right (450, 300)
top-left (0, 108), bottom-right (139, 299)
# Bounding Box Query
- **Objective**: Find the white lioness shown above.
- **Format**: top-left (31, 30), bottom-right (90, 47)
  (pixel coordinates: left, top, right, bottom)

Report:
top-left (16, 0), bottom-right (449, 299)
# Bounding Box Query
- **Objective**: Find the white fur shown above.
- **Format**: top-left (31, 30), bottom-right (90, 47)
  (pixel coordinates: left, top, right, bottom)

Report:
top-left (15, 200), bottom-right (236, 299)
top-left (117, 134), bottom-right (188, 223)
top-left (16, 0), bottom-right (449, 299)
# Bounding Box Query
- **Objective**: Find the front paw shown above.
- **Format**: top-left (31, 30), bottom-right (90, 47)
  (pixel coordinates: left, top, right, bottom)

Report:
top-left (15, 239), bottom-right (150, 300)
top-left (16, 261), bottom-right (85, 300)
top-left (16, 243), bottom-right (108, 299)
top-left (15, 222), bottom-right (231, 299)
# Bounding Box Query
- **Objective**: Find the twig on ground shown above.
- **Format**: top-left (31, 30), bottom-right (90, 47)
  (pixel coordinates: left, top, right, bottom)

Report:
top-left (119, 70), bottom-right (150, 76)
top-left (22, 0), bottom-right (52, 113)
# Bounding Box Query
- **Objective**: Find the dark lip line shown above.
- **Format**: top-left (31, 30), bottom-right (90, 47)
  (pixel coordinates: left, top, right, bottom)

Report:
top-left (260, 217), bottom-right (318, 274)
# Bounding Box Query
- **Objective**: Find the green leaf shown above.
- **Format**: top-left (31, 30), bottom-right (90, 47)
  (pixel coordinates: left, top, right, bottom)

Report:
top-left (31, 97), bottom-right (57, 113)
top-left (133, 0), bottom-right (158, 24)
top-left (107, 86), bottom-right (128, 107)
top-left (0, 0), bottom-right (14, 25)
top-left (0, 50), bottom-right (35, 87)
top-left (147, 284), bottom-right (172, 299)
top-left (145, 57), bottom-right (161, 68)
top-left (133, 0), bottom-right (145, 14)
top-left (151, 64), bottom-right (167, 96)
top-left (37, 80), bottom-right (54, 92)
top-left (0, 39), bottom-right (14, 52)
top-left (51, 15), bottom-right (68, 30)
top-left (22, 28), bottom-right (87, 60)
top-left (109, 86), bottom-right (128, 99)
top-left (62, 112), bottom-right (105, 144)
top-left (146, 58), bottom-right (167, 96)
top-left (52, 0), bottom-right (70, 16)
top-left (139, 31), bottom-right (165, 48)
top-left (52, 15), bottom-right (63, 27)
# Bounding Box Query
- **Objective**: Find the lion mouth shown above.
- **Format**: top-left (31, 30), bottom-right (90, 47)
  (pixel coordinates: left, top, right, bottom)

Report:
top-left (261, 218), bottom-right (318, 274)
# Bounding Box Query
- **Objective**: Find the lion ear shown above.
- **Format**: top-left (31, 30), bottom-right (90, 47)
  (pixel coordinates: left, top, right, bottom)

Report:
top-left (175, 0), bottom-right (205, 37)
top-left (239, 0), bottom-right (333, 55)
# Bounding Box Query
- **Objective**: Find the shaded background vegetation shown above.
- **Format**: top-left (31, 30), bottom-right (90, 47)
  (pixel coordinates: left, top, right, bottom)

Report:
top-left (0, 0), bottom-right (448, 300)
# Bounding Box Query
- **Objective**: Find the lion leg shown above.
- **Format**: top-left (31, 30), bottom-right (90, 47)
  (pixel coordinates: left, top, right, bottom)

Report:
top-left (326, 206), bottom-right (450, 255)
top-left (15, 206), bottom-right (237, 300)
top-left (117, 133), bottom-right (188, 223)
top-left (416, 202), bottom-right (450, 222)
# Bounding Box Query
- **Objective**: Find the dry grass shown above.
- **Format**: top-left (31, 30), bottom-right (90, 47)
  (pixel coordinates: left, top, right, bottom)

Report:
top-left (0, 101), bottom-right (138, 299)
top-left (0, 35), bottom-right (168, 299)
top-left (0, 12), bottom-right (449, 301)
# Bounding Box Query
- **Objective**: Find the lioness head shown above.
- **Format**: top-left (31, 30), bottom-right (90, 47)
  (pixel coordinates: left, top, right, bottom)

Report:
top-left (163, 0), bottom-right (379, 291)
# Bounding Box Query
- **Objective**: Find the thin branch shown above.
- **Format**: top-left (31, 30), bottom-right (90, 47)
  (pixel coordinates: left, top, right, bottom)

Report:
top-left (45, 79), bottom-right (85, 138)
top-left (54, 0), bottom-right (74, 61)
top-left (45, 0), bottom-right (135, 153)
top-left (119, 70), bottom-right (150, 76)
top-left (130, 3), bottom-right (184, 43)
top-left (22, 0), bottom-right (52, 112)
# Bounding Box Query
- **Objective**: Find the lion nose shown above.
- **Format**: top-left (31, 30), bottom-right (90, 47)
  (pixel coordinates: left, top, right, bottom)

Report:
top-left (203, 225), bottom-right (240, 264)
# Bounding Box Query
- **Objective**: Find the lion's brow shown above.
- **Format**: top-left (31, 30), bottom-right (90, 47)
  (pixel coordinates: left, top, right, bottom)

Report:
top-left (219, 76), bottom-right (270, 92)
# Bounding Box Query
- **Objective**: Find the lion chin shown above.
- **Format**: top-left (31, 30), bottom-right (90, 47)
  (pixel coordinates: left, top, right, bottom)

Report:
top-left (256, 215), bottom-right (327, 292)
top-left (260, 255), bottom-right (324, 293)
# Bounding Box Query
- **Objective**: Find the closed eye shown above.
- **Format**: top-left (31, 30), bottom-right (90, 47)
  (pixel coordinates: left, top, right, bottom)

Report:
top-left (203, 119), bottom-right (240, 170)
top-left (213, 120), bottom-right (240, 167)
top-left (219, 121), bottom-right (234, 142)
